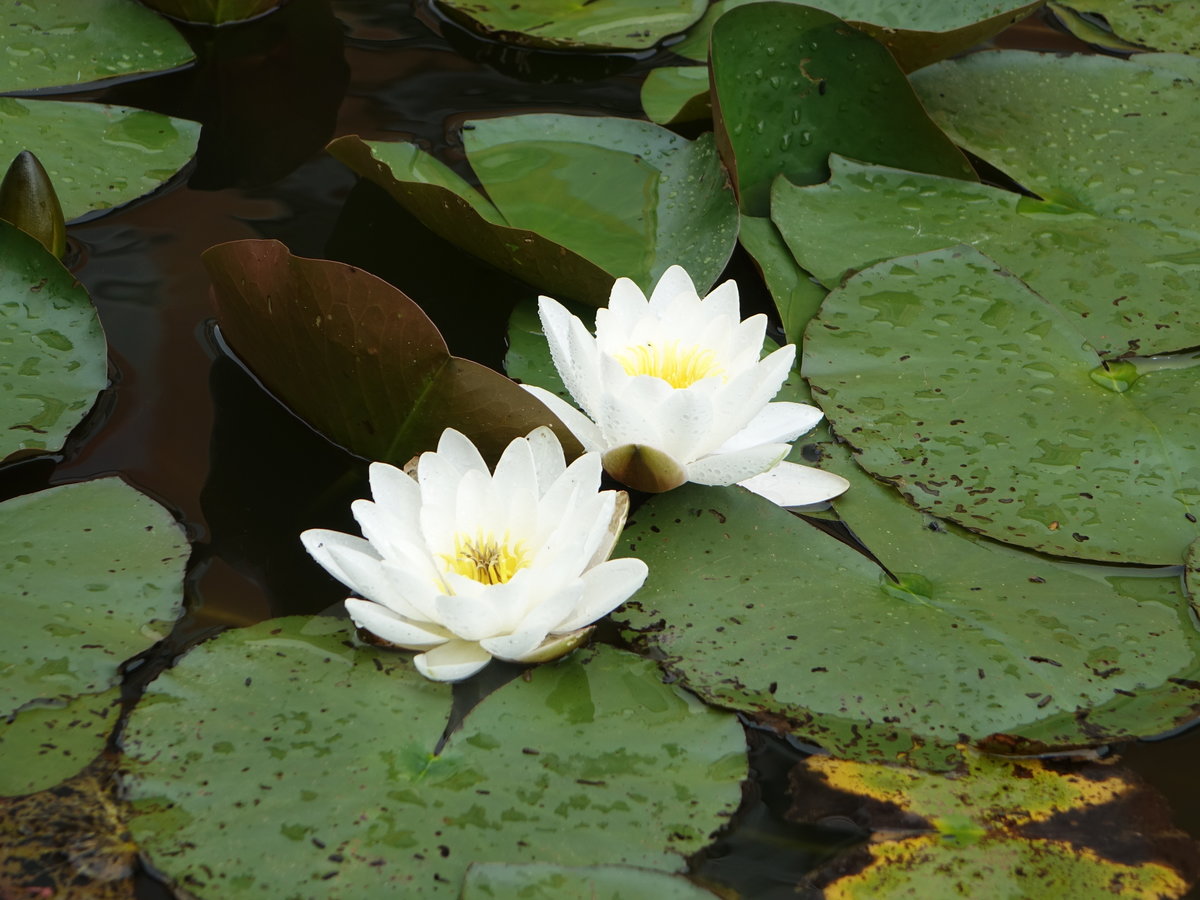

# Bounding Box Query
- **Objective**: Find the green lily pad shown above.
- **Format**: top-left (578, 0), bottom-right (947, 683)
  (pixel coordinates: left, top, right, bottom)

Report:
top-left (640, 66), bottom-right (711, 126)
top-left (505, 297), bottom-right (571, 402)
top-left (0, 221), bottom-right (107, 462)
top-left (737, 215), bottom-right (827, 345)
top-left (2, 478), bottom-right (188, 719)
top-left (710, 2), bottom-right (974, 216)
top-left (327, 115), bottom-right (738, 306)
top-left (1050, 0), bottom-right (1200, 55)
top-left (675, 0), bottom-right (1042, 72)
top-left (912, 51), bottom-right (1200, 237)
top-left (461, 863), bottom-right (721, 899)
top-left (0, 0), bottom-right (193, 93)
top-left (0, 688), bottom-right (120, 797)
top-left (616, 441), bottom-right (1200, 770)
top-left (121, 617), bottom-right (746, 897)
top-left (803, 245), bottom-right (1200, 564)
top-left (435, 0), bottom-right (707, 51)
top-left (792, 754), bottom-right (1196, 898)
top-left (772, 156), bottom-right (1200, 357)
top-left (0, 99), bottom-right (200, 220)
top-left (1046, 2), bottom-right (1148, 53)
top-left (205, 239), bottom-right (581, 466)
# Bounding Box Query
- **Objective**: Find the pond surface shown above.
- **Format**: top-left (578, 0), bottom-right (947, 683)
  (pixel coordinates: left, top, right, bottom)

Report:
top-left (4, 0), bottom-right (1200, 896)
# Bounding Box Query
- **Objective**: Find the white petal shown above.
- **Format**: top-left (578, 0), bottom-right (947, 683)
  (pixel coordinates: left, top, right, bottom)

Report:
top-left (738, 461), bottom-right (851, 508)
top-left (522, 385), bottom-right (605, 452)
top-left (699, 277), bottom-right (740, 322)
top-left (345, 599), bottom-right (449, 649)
top-left (301, 529), bottom-right (377, 587)
top-left (434, 428), bottom-right (488, 475)
top-left (586, 490), bottom-right (629, 571)
top-left (686, 443), bottom-right (790, 486)
top-left (480, 582), bottom-right (583, 660)
top-left (709, 344), bottom-right (796, 441)
top-left (526, 425), bottom-right (566, 492)
top-left (602, 276), bottom-right (651, 338)
top-left (713, 401), bottom-right (824, 455)
top-left (648, 265), bottom-right (699, 309)
top-left (351, 500), bottom-right (436, 576)
top-left (490, 436), bottom-right (540, 537)
top-left (656, 386), bottom-right (716, 462)
top-left (435, 579), bottom-right (519, 641)
top-left (554, 558), bottom-right (649, 633)
top-left (413, 641), bottom-right (493, 682)
top-left (509, 627), bottom-right (593, 664)
top-left (367, 462), bottom-right (420, 522)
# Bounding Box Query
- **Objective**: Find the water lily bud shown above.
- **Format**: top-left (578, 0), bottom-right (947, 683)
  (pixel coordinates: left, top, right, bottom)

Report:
top-left (602, 444), bottom-right (688, 493)
top-left (0, 151), bottom-right (66, 259)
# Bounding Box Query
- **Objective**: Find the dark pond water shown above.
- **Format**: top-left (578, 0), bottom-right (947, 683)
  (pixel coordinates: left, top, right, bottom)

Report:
top-left (5, 1), bottom-right (1200, 895)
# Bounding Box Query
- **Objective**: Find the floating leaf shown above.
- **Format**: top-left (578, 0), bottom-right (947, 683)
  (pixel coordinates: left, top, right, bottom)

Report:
top-left (1046, 2), bottom-right (1148, 53)
top-left (803, 245), bottom-right (1200, 564)
top-left (791, 753), bottom-right (1196, 898)
top-left (505, 297), bottom-right (571, 401)
top-left (121, 617), bottom-right (746, 897)
top-left (0, 0), bottom-right (193, 93)
top-left (641, 66), bottom-right (711, 125)
top-left (435, 0), bottom-right (707, 51)
top-left (328, 115), bottom-right (738, 306)
top-left (773, 156), bottom-right (1200, 356)
top-left (0, 221), bottom-right (107, 462)
top-left (912, 51), bottom-right (1200, 237)
top-left (616, 442), bottom-right (1200, 770)
top-left (1049, 0), bottom-right (1200, 55)
top-left (737, 215), bottom-right (826, 344)
top-left (139, 0), bottom-right (283, 25)
top-left (0, 99), bottom-right (200, 220)
top-left (0, 689), bottom-right (120, 797)
top-left (1, 478), bottom-right (188, 718)
top-left (204, 239), bottom-right (581, 465)
top-left (461, 862), bottom-right (722, 899)
top-left (675, 0), bottom-right (1041, 71)
top-left (710, 2), bottom-right (974, 216)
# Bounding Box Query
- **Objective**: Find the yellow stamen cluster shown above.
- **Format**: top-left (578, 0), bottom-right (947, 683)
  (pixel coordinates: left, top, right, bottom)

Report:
top-left (615, 340), bottom-right (724, 389)
top-left (443, 533), bottom-right (529, 585)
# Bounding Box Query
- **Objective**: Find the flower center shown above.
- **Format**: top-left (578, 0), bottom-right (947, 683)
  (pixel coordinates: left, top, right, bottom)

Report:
top-left (615, 340), bottom-right (724, 389)
top-left (443, 533), bottom-right (529, 585)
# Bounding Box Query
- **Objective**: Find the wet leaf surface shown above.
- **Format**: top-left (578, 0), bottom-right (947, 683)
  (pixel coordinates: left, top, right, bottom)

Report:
top-left (328, 115), bottom-right (737, 306)
top-left (774, 156), bottom-right (1200, 357)
top-left (140, 0), bottom-right (283, 25)
top-left (615, 439), bottom-right (1200, 769)
top-left (0, 222), bottom-right (107, 463)
top-left (0, 688), bottom-right (120, 797)
top-left (641, 66), bottom-right (711, 126)
top-left (0, 0), bottom-right (193, 93)
top-left (460, 862), bottom-right (722, 898)
top-left (710, 3), bottom-right (974, 217)
top-left (790, 753), bottom-right (1198, 898)
top-left (1049, 0), bottom-right (1200, 55)
top-left (1, 478), bottom-right (188, 719)
top-left (121, 617), bottom-right (747, 898)
top-left (803, 245), bottom-right (1200, 564)
top-left (913, 51), bottom-right (1200, 238)
top-left (436, 0), bottom-right (708, 51)
top-left (676, 0), bottom-right (1041, 71)
top-left (737, 215), bottom-right (827, 345)
top-left (0, 99), bottom-right (200, 221)
top-left (205, 239), bottom-right (581, 466)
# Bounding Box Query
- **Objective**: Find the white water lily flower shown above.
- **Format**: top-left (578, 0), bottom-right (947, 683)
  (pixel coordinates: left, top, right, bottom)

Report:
top-left (523, 265), bottom-right (850, 506)
top-left (301, 427), bottom-right (648, 682)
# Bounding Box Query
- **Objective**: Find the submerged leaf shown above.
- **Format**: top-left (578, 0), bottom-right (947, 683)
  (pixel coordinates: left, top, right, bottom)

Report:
top-left (0, 221), bottom-right (107, 462)
top-left (204, 239), bottom-right (581, 465)
top-left (709, 2), bottom-right (974, 216)
top-left (803, 245), bottom-right (1200, 564)
top-left (121, 618), bottom-right (746, 897)
top-left (791, 753), bottom-right (1197, 898)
